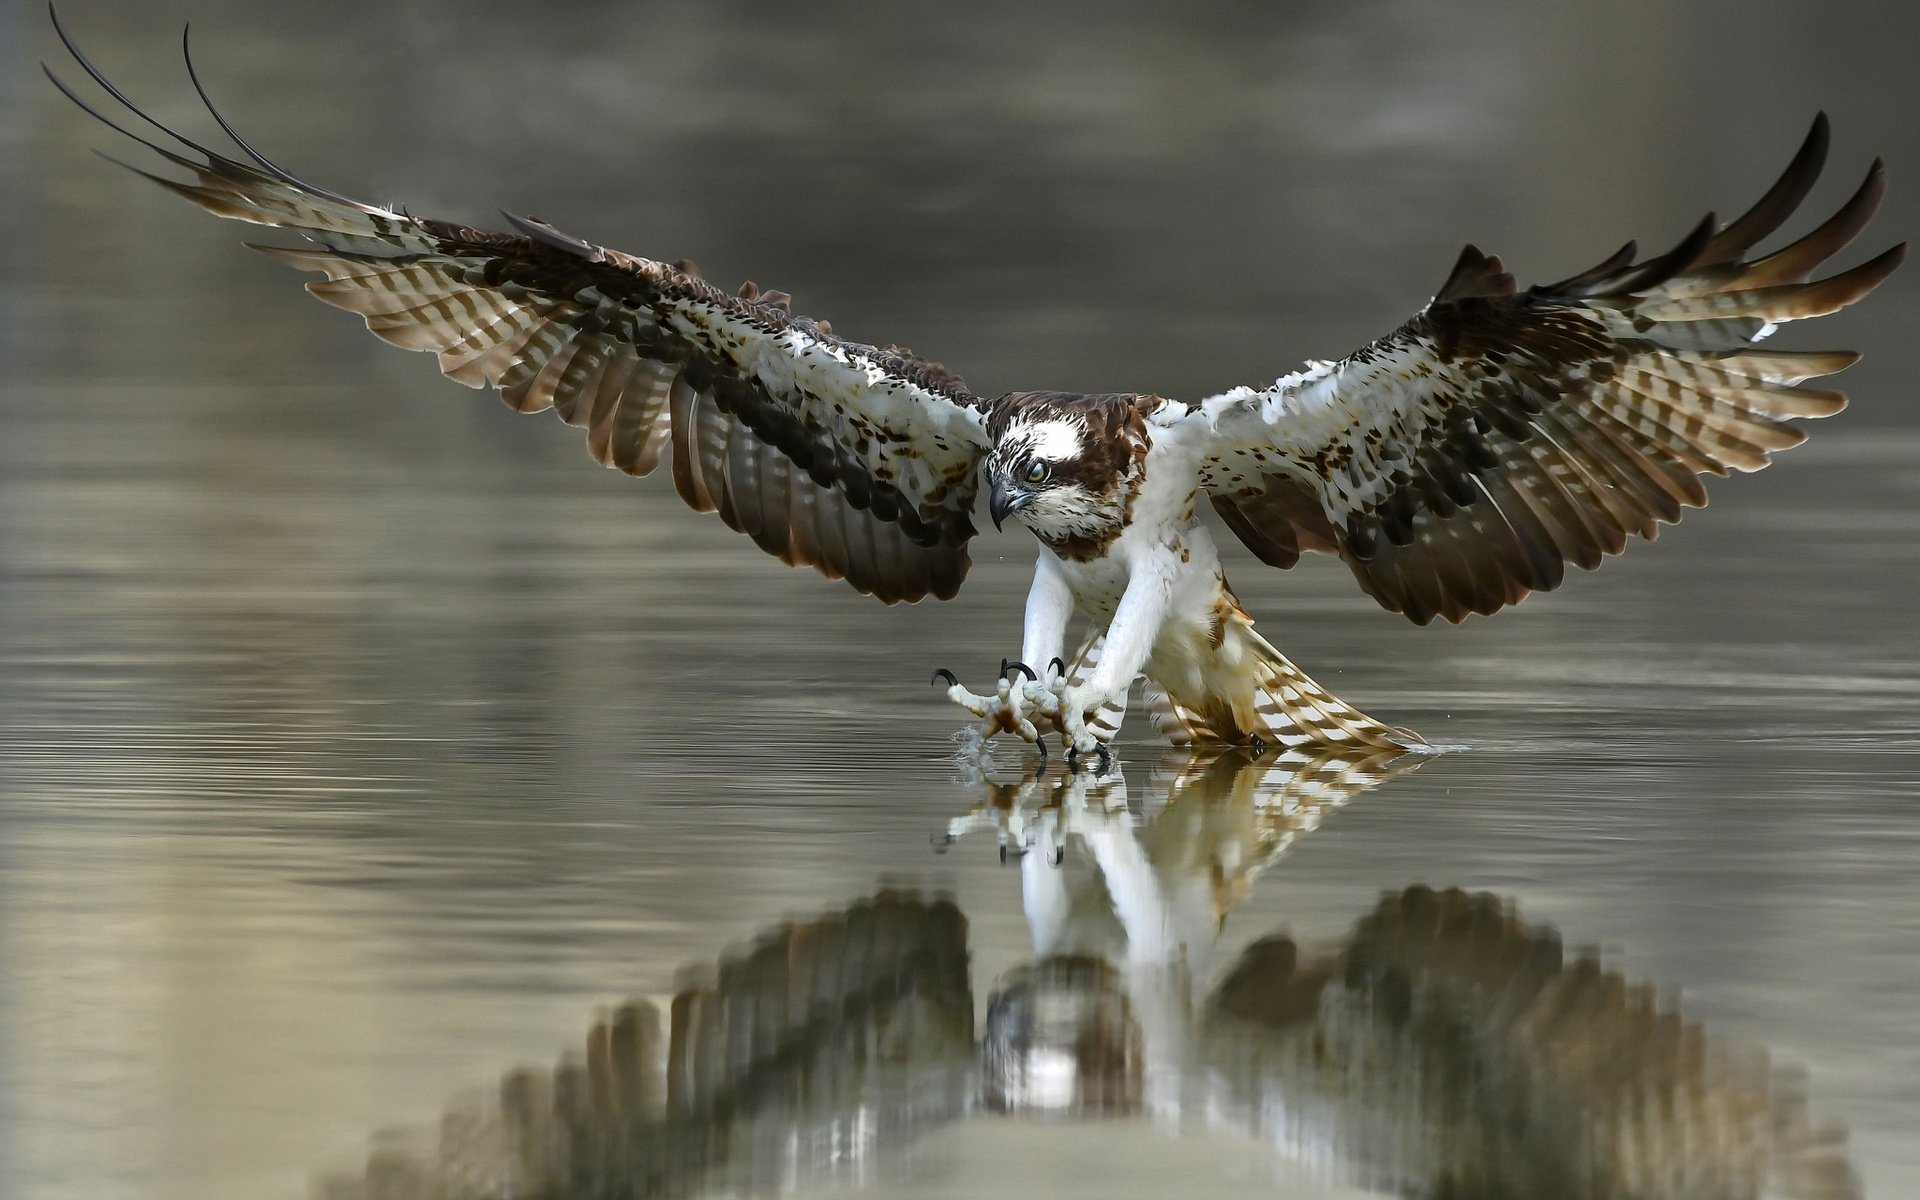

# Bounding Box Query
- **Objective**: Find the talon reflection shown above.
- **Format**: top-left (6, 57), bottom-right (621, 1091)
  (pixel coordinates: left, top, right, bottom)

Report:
top-left (320, 751), bottom-right (1859, 1200)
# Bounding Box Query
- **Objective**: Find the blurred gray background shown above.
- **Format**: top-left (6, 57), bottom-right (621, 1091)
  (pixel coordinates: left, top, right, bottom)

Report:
top-left (4, 2), bottom-right (1918, 1199)
top-left (7, 0), bottom-right (1918, 411)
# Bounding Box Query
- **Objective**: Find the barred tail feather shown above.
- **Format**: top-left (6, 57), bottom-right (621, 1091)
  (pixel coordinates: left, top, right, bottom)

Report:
top-left (1145, 682), bottom-right (1207, 747)
top-left (1148, 626), bottom-right (1425, 751)
top-left (1241, 631), bottom-right (1426, 751)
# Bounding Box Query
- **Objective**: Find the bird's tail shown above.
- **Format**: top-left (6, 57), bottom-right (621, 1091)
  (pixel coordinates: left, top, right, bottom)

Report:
top-left (1147, 625), bottom-right (1426, 752)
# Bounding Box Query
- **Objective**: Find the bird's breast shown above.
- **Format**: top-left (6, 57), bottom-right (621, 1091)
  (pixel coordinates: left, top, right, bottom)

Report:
top-left (1059, 555), bottom-right (1132, 621)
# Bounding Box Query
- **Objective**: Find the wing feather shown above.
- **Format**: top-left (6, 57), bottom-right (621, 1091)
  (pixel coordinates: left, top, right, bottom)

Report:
top-left (785, 477), bottom-right (825, 570)
top-left (810, 488), bottom-right (853, 584)
top-left (667, 377), bottom-right (715, 514)
top-left (1193, 115), bottom-right (1900, 623)
top-left (53, 24), bottom-right (990, 604)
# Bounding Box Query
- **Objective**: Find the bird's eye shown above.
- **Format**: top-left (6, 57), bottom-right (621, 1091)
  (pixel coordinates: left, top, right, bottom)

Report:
top-left (1025, 461), bottom-right (1050, 484)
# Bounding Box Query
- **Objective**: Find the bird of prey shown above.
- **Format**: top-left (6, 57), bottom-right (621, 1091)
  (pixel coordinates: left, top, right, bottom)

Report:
top-left (46, 13), bottom-right (1902, 764)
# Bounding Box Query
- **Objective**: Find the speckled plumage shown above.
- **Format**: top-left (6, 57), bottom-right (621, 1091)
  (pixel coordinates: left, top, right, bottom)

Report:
top-left (1194, 115), bottom-right (1900, 624)
top-left (49, 20), bottom-right (1901, 751)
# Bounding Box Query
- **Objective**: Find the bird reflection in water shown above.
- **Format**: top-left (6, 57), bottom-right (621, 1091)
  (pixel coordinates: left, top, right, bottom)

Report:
top-left (317, 750), bottom-right (1857, 1200)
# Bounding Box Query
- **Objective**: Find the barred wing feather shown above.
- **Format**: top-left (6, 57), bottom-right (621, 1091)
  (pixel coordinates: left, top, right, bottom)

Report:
top-left (48, 16), bottom-right (992, 604)
top-left (1195, 115), bottom-right (1903, 624)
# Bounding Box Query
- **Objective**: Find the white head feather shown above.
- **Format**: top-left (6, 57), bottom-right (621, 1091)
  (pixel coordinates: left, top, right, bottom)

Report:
top-left (1005, 417), bottom-right (1086, 463)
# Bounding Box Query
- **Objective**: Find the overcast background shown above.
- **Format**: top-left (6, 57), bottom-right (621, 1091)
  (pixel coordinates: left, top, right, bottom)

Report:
top-left (4, 3), bottom-right (1918, 1199)
top-left (8, 0), bottom-right (1918, 413)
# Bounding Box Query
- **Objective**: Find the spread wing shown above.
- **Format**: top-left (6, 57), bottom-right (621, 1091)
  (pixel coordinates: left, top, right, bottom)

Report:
top-left (1190, 115), bottom-right (1903, 624)
top-left (48, 18), bottom-right (992, 604)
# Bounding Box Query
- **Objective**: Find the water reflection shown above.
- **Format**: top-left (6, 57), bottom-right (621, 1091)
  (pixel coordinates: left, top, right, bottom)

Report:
top-left (315, 750), bottom-right (1856, 1200)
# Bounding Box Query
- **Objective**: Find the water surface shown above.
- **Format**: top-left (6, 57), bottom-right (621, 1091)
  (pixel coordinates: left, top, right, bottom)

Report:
top-left (5, 3), bottom-right (1919, 1197)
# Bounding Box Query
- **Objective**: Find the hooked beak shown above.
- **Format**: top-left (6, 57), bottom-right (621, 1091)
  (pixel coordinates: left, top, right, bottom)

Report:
top-left (990, 478), bottom-right (1033, 531)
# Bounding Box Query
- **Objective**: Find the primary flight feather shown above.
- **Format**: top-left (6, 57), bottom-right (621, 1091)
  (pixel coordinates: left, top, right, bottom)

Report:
top-left (47, 9), bottom-right (1903, 760)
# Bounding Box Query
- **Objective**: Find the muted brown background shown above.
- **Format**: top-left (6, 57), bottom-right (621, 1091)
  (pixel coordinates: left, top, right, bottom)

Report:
top-left (4, 2), bottom-right (1918, 1198)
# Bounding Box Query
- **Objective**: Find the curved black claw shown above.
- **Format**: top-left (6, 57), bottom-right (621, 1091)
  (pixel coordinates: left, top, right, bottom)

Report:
top-left (1065, 739), bottom-right (1116, 776)
top-left (1004, 660), bottom-right (1039, 684)
top-left (1052, 843), bottom-right (1065, 867)
top-left (1034, 735), bottom-right (1049, 764)
top-left (931, 668), bottom-right (959, 689)
top-left (1048, 656), bottom-right (1067, 680)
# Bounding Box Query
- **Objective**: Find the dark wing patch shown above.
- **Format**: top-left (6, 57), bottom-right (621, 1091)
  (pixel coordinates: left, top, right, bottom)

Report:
top-left (1196, 115), bottom-right (1902, 624)
top-left (48, 17), bottom-right (991, 604)
top-left (1208, 477), bottom-right (1341, 570)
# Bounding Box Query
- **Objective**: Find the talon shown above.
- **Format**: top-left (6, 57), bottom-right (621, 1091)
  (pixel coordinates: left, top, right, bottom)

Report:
top-left (1049, 656), bottom-right (1067, 680)
top-left (940, 671), bottom-right (999, 721)
top-left (1005, 661), bottom-right (1038, 684)
top-left (1000, 657), bottom-right (1012, 680)
top-left (1065, 739), bottom-right (1111, 774)
top-left (1053, 843), bottom-right (1065, 867)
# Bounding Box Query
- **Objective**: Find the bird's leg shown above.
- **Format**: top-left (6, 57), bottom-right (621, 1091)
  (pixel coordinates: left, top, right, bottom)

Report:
top-left (931, 552), bottom-right (1075, 751)
top-left (1059, 553), bottom-right (1174, 768)
top-left (1013, 552), bottom-right (1072, 734)
top-left (1013, 552), bottom-right (1075, 733)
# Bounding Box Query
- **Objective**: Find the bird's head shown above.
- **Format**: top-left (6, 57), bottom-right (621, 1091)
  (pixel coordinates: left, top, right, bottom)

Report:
top-left (985, 408), bottom-right (1129, 545)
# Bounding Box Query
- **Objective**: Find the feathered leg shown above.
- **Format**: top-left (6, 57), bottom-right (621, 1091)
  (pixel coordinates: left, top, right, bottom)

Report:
top-left (936, 551), bottom-right (1075, 751)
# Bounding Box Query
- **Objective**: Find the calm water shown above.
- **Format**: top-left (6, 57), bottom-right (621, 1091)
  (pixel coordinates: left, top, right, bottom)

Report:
top-left (5, 3), bottom-right (1920, 1197)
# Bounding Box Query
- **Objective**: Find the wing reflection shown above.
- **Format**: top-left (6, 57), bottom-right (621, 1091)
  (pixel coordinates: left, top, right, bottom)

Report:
top-left (316, 892), bottom-right (975, 1199)
top-left (1204, 885), bottom-right (1859, 1200)
top-left (318, 750), bottom-right (1857, 1199)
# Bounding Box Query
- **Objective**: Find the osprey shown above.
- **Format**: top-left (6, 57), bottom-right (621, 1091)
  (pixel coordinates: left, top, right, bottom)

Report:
top-left (48, 15), bottom-right (1903, 765)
